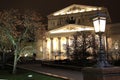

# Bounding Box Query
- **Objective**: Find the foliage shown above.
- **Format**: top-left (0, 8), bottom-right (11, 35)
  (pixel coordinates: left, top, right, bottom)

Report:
top-left (107, 40), bottom-right (120, 65)
top-left (68, 31), bottom-right (98, 60)
top-left (0, 9), bottom-right (46, 74)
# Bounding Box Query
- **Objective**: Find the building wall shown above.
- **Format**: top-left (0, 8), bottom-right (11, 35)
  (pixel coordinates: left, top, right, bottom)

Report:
top-left (40, 4), bottom-right (112, 60)
top-left (109, 23), bottom-right (120, 48)
top-left (48, 7), bottom-right (111, 30)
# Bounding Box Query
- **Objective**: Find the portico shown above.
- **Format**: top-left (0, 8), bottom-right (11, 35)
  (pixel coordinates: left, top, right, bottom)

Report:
top-left (43, 24), bottom-right (94, 60)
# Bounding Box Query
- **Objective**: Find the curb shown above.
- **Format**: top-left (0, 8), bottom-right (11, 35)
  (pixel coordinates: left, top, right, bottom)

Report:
top-left (42, 63), bottom-right (82, 71)
top-left (17, 66), bottom-right (70, 80)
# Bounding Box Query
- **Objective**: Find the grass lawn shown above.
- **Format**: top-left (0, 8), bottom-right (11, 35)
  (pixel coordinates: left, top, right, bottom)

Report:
top-left (0, 66), bottom-right (63, 80)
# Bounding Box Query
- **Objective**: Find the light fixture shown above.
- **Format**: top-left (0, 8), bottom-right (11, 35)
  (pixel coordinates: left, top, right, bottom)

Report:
top-left (93, 12), bottom-right (111, 68)
top-left (93, 14), bottom-right (106, 33)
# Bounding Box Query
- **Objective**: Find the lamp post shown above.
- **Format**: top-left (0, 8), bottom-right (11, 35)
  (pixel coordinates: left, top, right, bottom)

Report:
top-left (93, 13), bottom-right (111, 67)
top-left (82, 12), bottom-right (120, 80)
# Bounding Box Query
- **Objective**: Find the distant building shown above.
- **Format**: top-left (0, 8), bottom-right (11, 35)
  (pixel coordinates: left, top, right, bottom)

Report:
top-left (107, 23), bottom-right (120, 49)
top-left (37, 4), bottom-right (112, 60)
top-left (110, 23), bottom-right (120, 41)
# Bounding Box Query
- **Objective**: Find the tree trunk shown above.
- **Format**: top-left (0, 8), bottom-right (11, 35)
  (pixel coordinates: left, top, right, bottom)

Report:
top-left (12, 51), bottom-right (18, 74)
top-left (2, 52), bottom-right (5, 69)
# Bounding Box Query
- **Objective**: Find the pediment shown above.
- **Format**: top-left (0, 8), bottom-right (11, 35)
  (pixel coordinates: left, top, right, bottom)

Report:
top-left (49, 24), bottom-right (94, 34)
top-left (50, 4), bottom-right (102, 16)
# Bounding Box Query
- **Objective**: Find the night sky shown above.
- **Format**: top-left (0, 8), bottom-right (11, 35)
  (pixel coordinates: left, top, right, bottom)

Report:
top-left (0, 0), bottom-right (119, 23)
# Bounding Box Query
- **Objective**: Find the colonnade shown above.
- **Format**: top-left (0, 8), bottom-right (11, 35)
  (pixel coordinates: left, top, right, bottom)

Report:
top-left (44, 36), bottom-right (70, 60)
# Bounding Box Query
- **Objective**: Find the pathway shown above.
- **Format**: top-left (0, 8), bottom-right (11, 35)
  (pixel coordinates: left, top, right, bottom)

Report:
top-left (18, 64), bottom-right (83, 80)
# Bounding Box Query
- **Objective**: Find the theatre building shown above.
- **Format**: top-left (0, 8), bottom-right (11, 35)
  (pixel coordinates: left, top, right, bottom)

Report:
top-left (36, 4), bottom-right (111, 60)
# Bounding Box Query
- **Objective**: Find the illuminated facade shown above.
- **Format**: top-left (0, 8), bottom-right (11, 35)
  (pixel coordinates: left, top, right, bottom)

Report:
top-left (44, 24), bottom-right (94, 60)
top-left (37, 4), bottom-right (111, 60)
top-left (107, 23), bottom-right (120, 60)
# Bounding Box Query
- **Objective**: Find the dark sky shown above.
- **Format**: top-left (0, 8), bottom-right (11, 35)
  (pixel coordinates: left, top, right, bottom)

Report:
top-left (0, 0), bottom-right (119, 23)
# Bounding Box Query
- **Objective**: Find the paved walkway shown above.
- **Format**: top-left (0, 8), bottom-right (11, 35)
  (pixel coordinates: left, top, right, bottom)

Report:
top-left (18, 64), bottom-right (83, 80)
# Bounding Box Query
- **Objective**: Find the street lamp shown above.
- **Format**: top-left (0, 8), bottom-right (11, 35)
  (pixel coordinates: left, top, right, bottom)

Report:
top-left (93, 13), bottom-right (111, 68)
top-left (82, 11), bottom-right (119, 80)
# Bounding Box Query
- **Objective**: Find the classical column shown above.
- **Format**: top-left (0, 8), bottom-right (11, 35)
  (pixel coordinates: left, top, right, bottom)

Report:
top-left (58, 37), bottom-right (61, 52)
top-left (50, 37), bottom-right (53, 60)
top-left (58, 37), bottom-right (61, 60)
top-left (66, 37), bottom-right (69, 59)
top-left (66, 37), bottom-right (69, 45)
top-left (43, 39), bottom-right (47, 60)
